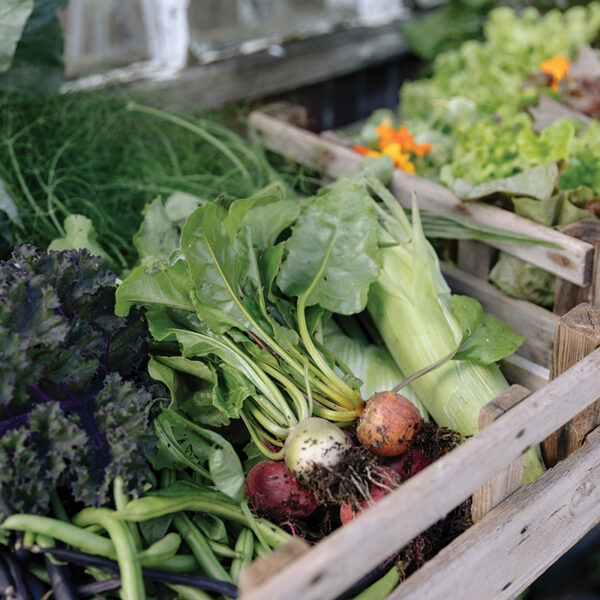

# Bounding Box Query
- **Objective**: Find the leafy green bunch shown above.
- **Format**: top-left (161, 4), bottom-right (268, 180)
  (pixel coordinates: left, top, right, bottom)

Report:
top-left (0, 246), bottom-right (162, 517)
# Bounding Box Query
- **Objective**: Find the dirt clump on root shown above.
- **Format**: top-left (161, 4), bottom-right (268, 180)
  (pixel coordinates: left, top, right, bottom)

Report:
top-left (296, 446), bottom-right (384, 511)
top-left (412, 421), bottom-right (465, 461)
top-left (397, 497), bottom-right (473, 580)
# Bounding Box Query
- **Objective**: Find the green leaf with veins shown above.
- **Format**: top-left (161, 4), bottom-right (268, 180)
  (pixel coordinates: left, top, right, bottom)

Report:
top-left (181, 199), bottom-right (271, 335)
top-left (115, 255), bottom-right (194, 317)
top-left (277, 179), bottom-right (380, 315)
top-left (451, 295), bottom-right (525, 365)
top-left (0, 0), bottom-right (34, 73)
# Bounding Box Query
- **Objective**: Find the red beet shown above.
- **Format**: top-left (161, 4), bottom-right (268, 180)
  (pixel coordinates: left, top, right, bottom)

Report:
top-left (340, 466), bottom-right (402, 525)
top-left (386, 449), bottom-right (432, 482)
top-left (245, 460), bottom-right (318, 521)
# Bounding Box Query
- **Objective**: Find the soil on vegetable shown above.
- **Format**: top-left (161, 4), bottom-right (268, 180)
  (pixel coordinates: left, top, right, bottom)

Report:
top-left (297, 422), bottom-right (466, 511)
top-left (396, 497), bottom-right (473, 581)
top-left (412, 421), bottom-right (466, 461)
top-left (296, 445), bottom-right (383, 511)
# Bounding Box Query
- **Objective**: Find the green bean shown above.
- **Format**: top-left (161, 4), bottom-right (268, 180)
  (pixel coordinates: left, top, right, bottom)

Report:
top-left (51, 491), bottom-right (69, 523)
top-left (138, 533), bottom-right (181, 567)
top-left (173, 513), bottom-right (232, 583)
top-left (230, 529), bottom-right (253, 584)
top-left (23, 530), bottom-right (35, 547)
top-left (2, 514), bottom-right (115, 557)
top-left (114, 476), bottom-right (143, 551)
top-left (151, 554), bottom-right (199, 573)
top-left (352, 566), bottom-right (400, 600)
top-left (27, 561), bottom-right (51, 585)
top-left (118, 494), bottom-right (291, 548)
top-left (73, 508), bottom-right (145, 600)
top-left (160, 469), bottom-right (177, 489)
top-left (208, 539), bottom-right (242, 560)
top-left (165, 583), bottom-right (212, 600)
top-left (254, 541), bottom-right (272, 559)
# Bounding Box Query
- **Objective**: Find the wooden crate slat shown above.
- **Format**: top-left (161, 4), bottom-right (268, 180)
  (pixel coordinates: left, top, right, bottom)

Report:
top-left (387, 427), bottom-right (600, 600)
top-left (499, 354), bottom-right (549, 391)
top-left (543, 304), bottom-right (600, 466)
top-left (441, 263), bottom-right (559, 369)
top-left (471, 385), bottom-right (528, 523)
top-left (240, 347), bottom-right (600, 600)
top-left (390, 427), bottom-right (600, 600)
top-left (249, 110), bottom-right (594, 286)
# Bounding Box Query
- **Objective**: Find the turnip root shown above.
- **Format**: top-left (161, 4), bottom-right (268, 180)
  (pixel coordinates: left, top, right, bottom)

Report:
top-left (357, 391), bottom-right (423, 456)
top-left (284, 417), bottom-right (351, 479)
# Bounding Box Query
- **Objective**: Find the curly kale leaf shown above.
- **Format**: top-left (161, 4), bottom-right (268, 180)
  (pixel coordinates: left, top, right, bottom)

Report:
top-left (0, 246), bottom-right (162, 517)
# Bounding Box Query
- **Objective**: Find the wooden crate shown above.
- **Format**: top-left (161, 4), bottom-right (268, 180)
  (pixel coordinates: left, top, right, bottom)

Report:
top-left (237, 304), bottom-right (600, 600)
top-left (248, 105), bottom-right (600, 374)
top-left (234, 107), bottom-right (600, 600)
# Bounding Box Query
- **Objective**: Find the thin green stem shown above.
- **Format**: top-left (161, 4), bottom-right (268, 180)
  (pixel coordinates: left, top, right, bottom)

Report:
top-left (256, 359), bottom-right (310, 422)
top-left (127, 103), bottom-right (252, 182)
top-left (241, 412), bottom-right (285, 461)
top-left (298, 292), bottom-right (361, 409)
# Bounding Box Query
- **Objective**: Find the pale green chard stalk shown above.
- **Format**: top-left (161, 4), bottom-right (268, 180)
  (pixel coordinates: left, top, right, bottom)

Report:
top-left (365, 175), bottom-right (545, 482)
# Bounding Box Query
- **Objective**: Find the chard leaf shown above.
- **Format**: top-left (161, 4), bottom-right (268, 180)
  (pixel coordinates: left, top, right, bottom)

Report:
top-left (134, 198), bottom-right (181, 267)
top-left (181, 199), bottom-right (271, 334)
top-left (451, 295), bottom-right (525, 365)
top-left (48, 214), bottom-right (109, 260)
top-left (115, 256), bottom-right (194, 317)
top-left (146, 313), bottom-right (259, 420)
top-left (164, 192), bottom-right (203, 222)
top-left (277, 179), bottom-right (380, 315)
top-left (0, 0), bottom-right (34, 73)
top-left (213, 364), bottom-right (253, 421)
top-left (242, 440), bottom-right (265, 474)
top-left (240, 183), bottom-right (304, 248)
top-left (150, 409), bottom-right (212, 477)
top-left (208, 442), bottom-right (245, 501)
top-left (0, 178), bottom-right (22, 228)
top-left (148, 356), bottom-right (227, 427)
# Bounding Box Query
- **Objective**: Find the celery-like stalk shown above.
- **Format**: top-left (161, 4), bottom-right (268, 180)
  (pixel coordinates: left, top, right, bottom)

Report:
top-left (366, 180), bottom-right (545, 482)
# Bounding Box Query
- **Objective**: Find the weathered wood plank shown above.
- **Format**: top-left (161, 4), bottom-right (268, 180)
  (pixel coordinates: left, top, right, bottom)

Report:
top-left (441, 263), bottom-right (559, 369)
top-left (457, 239), bottom-right (495, 278)
top-left (127, 22), bottom-right (410, 109)
top-left (240, 348), bottom-right (600, 600)
top-left (387, 427), bottom-right (600, 600)
top-left (249, 110), bottom-right (594, 286)
top-left (554, 219), bottom-right (600, 315)
top-left (542, 304), bottom-right (600, 466)
top-left (471, 385), bottom-right (528, 523)
top-left (240, 538), bottom-right (309, 593)
top-left (499, 355), bottom-right (549, 391)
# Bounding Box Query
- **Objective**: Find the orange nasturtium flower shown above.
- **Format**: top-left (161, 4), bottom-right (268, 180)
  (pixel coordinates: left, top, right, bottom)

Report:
top-left (353, 145), bottom-right (382, 159)
top-left (354, 123), bottom-right (430, 174)
top-left (540, 55), bottom-right (570, 91)
top-left (381, 143), bottom-right (416, 174)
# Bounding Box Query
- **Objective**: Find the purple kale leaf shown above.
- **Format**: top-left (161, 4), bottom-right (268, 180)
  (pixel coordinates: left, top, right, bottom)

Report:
top-left (0, 246), bottom-right (163, 517)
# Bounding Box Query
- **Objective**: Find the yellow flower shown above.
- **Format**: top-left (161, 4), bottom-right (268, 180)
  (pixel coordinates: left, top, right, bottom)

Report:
top-left (540, 55), bottom-right (570, 91)
top-left (381, 143), bottom-right (416, 174)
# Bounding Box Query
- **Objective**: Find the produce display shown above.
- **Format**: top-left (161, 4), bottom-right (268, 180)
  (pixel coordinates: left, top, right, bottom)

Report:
top-left (356, 3), bottom-right (600, 307)
top-left (3, 3), bottom-right (598, 600)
